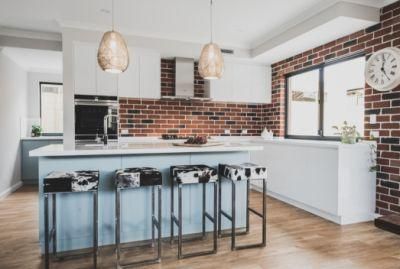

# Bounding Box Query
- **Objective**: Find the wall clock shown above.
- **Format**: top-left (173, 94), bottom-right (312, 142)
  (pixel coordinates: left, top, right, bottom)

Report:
top-left (365, 47), bottom-right (400, 92)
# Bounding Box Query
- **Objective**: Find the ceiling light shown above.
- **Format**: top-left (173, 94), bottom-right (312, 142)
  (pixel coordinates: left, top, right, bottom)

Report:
top-left (198, 0), bottom-right (224, 80)
top-left (97, 0), bottom-right (129, 74)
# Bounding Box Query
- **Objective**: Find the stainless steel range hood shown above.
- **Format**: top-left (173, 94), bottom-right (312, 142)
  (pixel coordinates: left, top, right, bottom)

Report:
top-left (161, 57), bottom-right (211, 101)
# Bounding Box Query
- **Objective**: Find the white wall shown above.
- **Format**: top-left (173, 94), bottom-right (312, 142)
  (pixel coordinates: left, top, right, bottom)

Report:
top-left (27, 72), bottom-right (62, 118)
top-left (0, 50), bottom-right (28, 196)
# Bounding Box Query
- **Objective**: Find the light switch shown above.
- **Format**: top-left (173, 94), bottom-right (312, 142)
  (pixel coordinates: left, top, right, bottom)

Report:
top-left (121, 129), bottom-right (128, 135)
top-left (242, 129), bottom-right (248, 134)
top-left (370, 114), bottom-right (376, 124)
top-left (224, 129), bottom-right (230, 134)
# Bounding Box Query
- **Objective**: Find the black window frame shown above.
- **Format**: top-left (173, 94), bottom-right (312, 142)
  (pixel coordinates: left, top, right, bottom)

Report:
top-left (284, 53), bottom-right (365, 141)
top-left (39, 81), bottom-right (64, 136)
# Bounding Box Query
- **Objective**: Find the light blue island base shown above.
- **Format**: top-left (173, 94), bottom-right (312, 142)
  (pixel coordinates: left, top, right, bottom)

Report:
top-left (38, 151), bottom-right (250, 253)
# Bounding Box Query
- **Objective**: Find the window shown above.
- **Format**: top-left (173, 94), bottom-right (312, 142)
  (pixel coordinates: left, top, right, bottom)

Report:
top-left (286, 56), bottom-right (365, 139)
top-left (40, 82), bottom-right (63, 134)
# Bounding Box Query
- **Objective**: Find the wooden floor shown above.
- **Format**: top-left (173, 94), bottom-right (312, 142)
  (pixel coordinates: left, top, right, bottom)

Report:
top-left (1, 186), bottom-right (400, 269)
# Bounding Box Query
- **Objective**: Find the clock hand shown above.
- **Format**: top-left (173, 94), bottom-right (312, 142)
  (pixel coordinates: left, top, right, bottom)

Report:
top-left (382, 68), bottom-right (391, 81)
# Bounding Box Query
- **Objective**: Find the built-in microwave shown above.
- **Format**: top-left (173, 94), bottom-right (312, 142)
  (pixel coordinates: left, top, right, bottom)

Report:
top-left (74, 95), bottom-right (119, 142)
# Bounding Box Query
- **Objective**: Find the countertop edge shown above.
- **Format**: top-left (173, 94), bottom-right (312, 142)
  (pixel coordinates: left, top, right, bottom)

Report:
top-left (30, 145), bottom-right (263, 157)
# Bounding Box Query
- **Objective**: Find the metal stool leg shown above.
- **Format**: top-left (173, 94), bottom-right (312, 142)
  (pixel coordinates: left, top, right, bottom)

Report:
top-left (213, 182), bottom-right (218, 253)
top-left (246, 180), bottom-right (250, 233)
top-left (44, 193), bottom-right (50, 269)
top-left (262, 179), bottom-right (267, 247)
top-left (202, 183), bottom-right (206, 239)
top-left (157, 185), bottom-right (162, 261)
top-left (170, 170), bottom-right (174, 244)
top-left (115, 188), bottom-right (121, 261)
top-left (152, 186), bottom-right (155, 247)
top-left (218, 177), bottom-right (222, 237)
top-left (178, 184), bottom-right (183, 259)
top-left (52, 194), bottom-right (57, 257)
top-left (93, 191), bottom-right (98, 269)
top-left (231, 180), bottom-right (236, 251)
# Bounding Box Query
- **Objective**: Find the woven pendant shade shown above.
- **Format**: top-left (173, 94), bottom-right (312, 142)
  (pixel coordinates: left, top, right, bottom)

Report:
top-left (97, 30), bottom-right (129, 74)
top-left (198, 42), bottom-right (224, 80)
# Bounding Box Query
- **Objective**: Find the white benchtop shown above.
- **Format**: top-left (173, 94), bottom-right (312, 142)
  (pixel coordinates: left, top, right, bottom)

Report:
top-left (21, 136), bottom-right (63, 141)
top-left (29, 142), bottom-right (263, 157)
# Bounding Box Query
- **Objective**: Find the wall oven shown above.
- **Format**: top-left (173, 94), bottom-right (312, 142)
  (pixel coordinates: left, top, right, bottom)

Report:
top-left (74, 95), bottom-right (119, 142)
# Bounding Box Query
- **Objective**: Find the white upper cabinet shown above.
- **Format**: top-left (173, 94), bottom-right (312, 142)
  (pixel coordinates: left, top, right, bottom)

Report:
top-left (206, 61), bottom-right (272, 104)
top-left (139, 49), bottom-right (161, 99)
top-left (73, 42), bottom-right (118, 96)
top-left (73, 43), bottom-right (160, 98)
top-left (74, 42), bottom-right (97, 95)
top-left (96, 65), bottom-right (118, 96)
top-left (117, 47), bottom-right (161, 99)
top-left (117, 47), bottom-right (140, 98)
top-left (205, 62), bottom-right (234, 102)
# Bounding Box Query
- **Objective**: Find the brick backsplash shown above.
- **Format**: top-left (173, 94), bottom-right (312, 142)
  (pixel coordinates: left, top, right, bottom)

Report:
top-left (119, 98), bottom-right (265, 137)
top-left (266, 0), bottom-right (400, 215)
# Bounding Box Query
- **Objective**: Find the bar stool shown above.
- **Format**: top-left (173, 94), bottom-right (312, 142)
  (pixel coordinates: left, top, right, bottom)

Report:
top-left (170, 165), bottom-right (218, 259)
top-left (218, 163), bottom-right (267, 250)
top-left (43, 170), bottom-right (99, 269)
top-left (115, 167), bottom-right (162, 267)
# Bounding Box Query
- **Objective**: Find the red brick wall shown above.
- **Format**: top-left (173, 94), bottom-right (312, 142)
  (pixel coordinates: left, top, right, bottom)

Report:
top-left (119, 99), bottom-right (265, 137)
top-left (267, 0), bottom-right (400, 215)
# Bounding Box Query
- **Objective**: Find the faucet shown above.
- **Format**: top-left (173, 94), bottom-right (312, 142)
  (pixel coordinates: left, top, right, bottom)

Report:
top-left (103, 114), bottom-right (118, 145)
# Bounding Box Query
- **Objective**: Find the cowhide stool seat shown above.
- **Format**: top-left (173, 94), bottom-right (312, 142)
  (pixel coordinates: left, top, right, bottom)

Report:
top-left (115, 167), bottom-right (162, 267)
top-left (43, 170), bottom-right (99, 269)
top-left (170, 165), bottom-right (218, 259)
top-left (218, 163), bottom-right (267, 251)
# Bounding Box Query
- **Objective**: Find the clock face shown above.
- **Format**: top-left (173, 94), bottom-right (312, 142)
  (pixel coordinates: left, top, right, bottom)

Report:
top-left (365, 47), bottom-right (400, 91)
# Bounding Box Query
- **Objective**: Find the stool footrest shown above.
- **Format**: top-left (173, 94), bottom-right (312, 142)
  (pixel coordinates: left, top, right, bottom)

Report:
top-left (249, 207), bottom-right (263, 218)
top-left (118, 257), bottom-right (161, 268)
top-left (171, 215), bottom-right (179, 227)
top-left (180, 250), bottom-right (217, 259)
top-left (152, 216), bottom-right (160, 229)
top-left (219, 230), bottom-right (248, 238)
top-left (204, 212), bottom-right (215, 222)
top-left (235, 243), bottom-right (266, 250)
top-left (220, 209), bottom-right (232, 221)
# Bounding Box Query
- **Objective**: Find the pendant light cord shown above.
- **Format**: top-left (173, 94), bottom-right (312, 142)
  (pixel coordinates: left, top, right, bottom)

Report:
top-left (112, 0), bottom-right (115, 31)
top-left (210, 0), bottom-right (213, 43)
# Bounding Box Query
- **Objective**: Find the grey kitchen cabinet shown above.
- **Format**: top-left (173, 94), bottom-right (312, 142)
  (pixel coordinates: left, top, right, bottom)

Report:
top-left (21, 138), bottom-right (62, 184)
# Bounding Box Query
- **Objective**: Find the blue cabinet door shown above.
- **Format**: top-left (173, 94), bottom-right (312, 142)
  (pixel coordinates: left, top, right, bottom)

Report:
top-left (21, 139), bottom-right (62, 184)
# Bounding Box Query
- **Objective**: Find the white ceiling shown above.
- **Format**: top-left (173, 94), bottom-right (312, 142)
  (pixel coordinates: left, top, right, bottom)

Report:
top-left (0, 0), bottom-right (395, 49)
top-left (1, 47), bottom-right (62, 73)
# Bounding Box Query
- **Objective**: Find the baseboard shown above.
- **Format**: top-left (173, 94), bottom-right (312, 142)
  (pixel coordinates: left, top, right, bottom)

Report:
top-left (251, 184), bottom-right (342, 224)
top-left (0, 181), bottom-right (23, 200)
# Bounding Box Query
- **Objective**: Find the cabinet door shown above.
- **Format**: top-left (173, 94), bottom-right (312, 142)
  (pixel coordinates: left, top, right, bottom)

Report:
top-left (118, 47), bottom-right (140, 98)
top-left (209, 62), bottom-right (234, 102)
top-left (139, 50), bottom-right (161, 99)
top-left (96, 65), bottom-right (118, 96)
top-left (251, 65), bottom-right (267, 103)
top-left (74, 42), bottom-right (97, 95)
top-left (233, 64), bottom-right (253, 103)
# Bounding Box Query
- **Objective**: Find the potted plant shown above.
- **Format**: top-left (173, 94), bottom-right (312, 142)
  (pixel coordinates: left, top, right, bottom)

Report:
top-left (31, 125), bottom-right (43, 137)
top-left (332, 121), bottom-right (360, 144)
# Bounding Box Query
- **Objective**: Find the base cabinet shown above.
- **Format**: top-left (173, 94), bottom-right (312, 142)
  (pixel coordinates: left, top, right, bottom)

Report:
top-left (250, 140), bottom-right (376, 225)
top-left (21, 139), bottom-right (62, 184)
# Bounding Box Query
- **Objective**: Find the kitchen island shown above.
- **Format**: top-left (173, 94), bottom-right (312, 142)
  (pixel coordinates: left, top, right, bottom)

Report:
top-left (30, 141), bottom-right (263, 253)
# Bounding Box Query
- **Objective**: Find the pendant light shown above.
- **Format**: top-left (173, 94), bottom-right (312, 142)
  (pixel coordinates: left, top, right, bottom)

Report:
top-left (198, 0), bottom-right (224, 80)
top-left (97, 0), bottom-right (129, 73)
